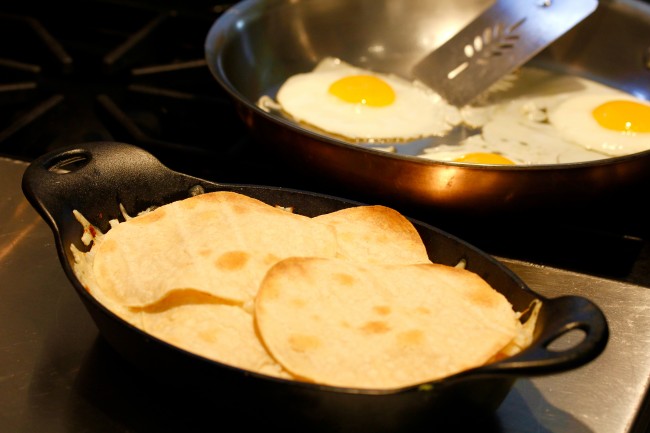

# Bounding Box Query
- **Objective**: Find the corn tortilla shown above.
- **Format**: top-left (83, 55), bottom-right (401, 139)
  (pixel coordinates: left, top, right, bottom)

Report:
top-left (313, 205), bottom-right (431, 264)
top-left (136, 290), bottom-right (292, 379)
top-left (91, 191), bottom-right (338, 307)
top-left (255, 257), bottom-right (520, 389)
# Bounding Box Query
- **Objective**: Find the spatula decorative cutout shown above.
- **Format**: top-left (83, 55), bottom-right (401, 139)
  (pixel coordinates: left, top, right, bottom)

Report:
top-left (412, 0), bottom-right (598, 107)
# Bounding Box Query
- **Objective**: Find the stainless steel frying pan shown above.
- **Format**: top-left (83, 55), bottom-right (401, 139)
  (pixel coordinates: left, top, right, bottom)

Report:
top-left (205, 0), bottom-right (650, 215)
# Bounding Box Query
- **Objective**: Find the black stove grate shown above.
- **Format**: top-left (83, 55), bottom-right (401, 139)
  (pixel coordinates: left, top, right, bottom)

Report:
top-left (0, 0), bottom-right (286, 181)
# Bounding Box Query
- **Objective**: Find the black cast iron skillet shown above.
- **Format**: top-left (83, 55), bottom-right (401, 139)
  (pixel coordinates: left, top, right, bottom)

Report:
top-left (22, 141), bottom-right (608, 432)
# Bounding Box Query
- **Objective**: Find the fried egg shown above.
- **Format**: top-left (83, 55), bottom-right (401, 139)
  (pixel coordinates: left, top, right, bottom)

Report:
top-left (274, 58), bottom-right (461, 142)
top-left (548, 94), bottom-right (650, 156)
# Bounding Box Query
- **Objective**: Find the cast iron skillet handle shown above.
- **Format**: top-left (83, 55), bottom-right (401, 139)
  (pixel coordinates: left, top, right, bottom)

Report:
top-left (22, 141), bottom-right (173, 228)
top-left (474, 295), bottom-right (608, 377)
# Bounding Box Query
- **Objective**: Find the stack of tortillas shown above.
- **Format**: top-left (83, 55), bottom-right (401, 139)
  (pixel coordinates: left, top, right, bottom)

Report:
top-left (71, 191), bottom-right (531, 389)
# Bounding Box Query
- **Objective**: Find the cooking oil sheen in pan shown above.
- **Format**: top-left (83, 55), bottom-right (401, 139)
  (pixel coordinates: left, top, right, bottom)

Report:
top-left (257, 58), bottom-right (650, 165)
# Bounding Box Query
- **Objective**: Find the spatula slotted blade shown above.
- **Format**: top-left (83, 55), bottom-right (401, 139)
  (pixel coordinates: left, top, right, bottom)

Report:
top-left (412, 0), bottom-right (598, 107)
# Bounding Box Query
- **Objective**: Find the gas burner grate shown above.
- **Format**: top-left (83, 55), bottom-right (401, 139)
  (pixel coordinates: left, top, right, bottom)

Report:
top-left (0, 0), bottom-right (275, 179)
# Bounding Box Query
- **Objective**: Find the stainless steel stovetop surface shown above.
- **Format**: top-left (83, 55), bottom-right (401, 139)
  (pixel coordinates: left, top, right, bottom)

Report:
top-left (2, 156), bottom-right (650, 433)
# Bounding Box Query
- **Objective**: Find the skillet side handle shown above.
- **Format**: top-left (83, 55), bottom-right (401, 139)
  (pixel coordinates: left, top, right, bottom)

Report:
top-left (21, 141), bottom-right (172, 229)
top-left (478, 295), bottom-right (609, 377)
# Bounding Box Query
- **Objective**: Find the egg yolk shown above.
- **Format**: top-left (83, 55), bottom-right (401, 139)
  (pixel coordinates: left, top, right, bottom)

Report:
top-left (328, 75), bottom-right (396, 107)
top-left (592, 100), bottom-right (650, 133)
top-left (453, 153), bottom-right (515, 165)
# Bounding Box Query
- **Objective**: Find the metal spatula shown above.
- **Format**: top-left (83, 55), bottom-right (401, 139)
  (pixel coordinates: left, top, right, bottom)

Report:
top-left (412, 0), bottom-right (598, 107)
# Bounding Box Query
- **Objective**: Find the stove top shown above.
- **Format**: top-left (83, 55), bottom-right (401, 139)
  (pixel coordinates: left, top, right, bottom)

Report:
top-left (2, 0), bottom-right (650, 287)
top-left (2, 1), bottom-right (253, 168)
top-left (3, 2), bottom-right (650, 433)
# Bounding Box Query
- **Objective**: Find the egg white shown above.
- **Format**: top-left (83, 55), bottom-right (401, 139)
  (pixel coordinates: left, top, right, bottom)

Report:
top-left (275, 58), bottom-right (461, 142)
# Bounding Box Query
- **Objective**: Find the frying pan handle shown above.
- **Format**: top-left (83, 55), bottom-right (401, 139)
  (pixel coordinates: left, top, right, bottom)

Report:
top-left (21, 141), bottom-right (174, 229)
top-left (477, 295), bottom-right (608, 377)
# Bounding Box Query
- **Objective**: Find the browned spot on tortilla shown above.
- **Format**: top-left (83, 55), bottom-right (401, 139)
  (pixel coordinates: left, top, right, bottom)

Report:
top-left (467, 287), bottom-right (498, 308)
top-left (198, 330), bottom-right (218, 344)
top-left (416, 306), bottom-right (431, 315)
top-left (290, 298), bottom-right (307, 308)
top-left (198, 248), bottom-right (212, 257)
top-left (232, 203), bottom-right (249, 215)
top-left (487, 350), bottom-right (510, 364)
top-left (339, 232), bottom-right (355, 243)
top-left (131, 209), bottom-right (166, 224)
top-left (99, 238), bottom-right (117, 253)
top-left (198, 193), bottom-right (223, 203)
top-left (132, 289), bottom-right (225, 313)
top-left (360, 321), bottom-right (390, 334)
top-left (288, 334), bottom-right (321, 352)
top-left (373, 305), bottom-right (391, 316)
top-left (333, 273), bottom-right (355, 286)
top-left (397, 329), bottom-right (425, 345)
top-left (215, 251), bottom-right (250, 271)
top-left (370, 232), bottom-right (390, 244)
top-left (178, 197), bottom-right (199, 209)
top-left (264, 253), bottom-right (280, 265)
top-left (261, 283), bottom-right (281, 301)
